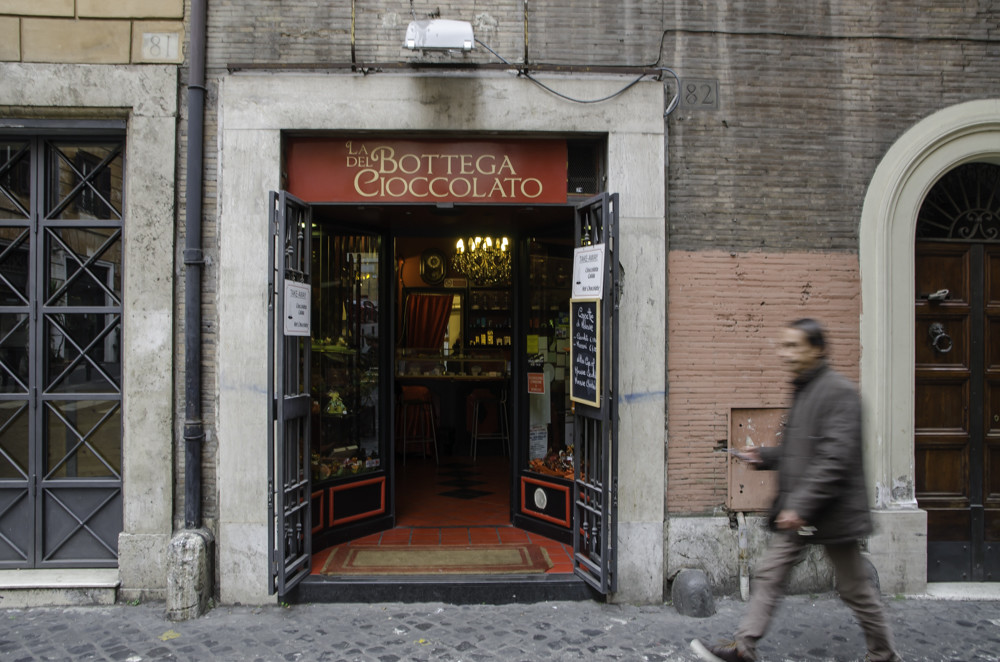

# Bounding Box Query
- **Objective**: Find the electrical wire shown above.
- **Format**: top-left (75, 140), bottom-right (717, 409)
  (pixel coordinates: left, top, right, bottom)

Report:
top-left (657, 67), bottom-right (680, 116)
top-left (524, 71), bottom-right (647, 104)
top-left (475, 38), bottom-right (680, 114)
top-left (475, 39), bottom-right (514, 66)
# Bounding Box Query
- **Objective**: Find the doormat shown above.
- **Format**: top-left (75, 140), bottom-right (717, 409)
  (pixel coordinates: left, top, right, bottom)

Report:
top-left (320, 545), bottom-right (553, 575)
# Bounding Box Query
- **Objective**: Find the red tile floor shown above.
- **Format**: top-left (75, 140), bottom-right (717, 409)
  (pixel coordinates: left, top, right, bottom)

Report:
top-left (311, 456), bottom-right (575, 574)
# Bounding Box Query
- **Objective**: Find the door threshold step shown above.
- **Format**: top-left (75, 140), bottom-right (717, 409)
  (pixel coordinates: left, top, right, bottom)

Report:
top-left (922, 582), bottom-right (1000, 600)
top-left (0, 569), bottom-right (119, 608)
top-left (290, 573), bottom-right (600, 604)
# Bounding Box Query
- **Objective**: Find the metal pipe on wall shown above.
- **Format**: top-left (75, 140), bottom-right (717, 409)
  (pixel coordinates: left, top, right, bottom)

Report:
top-left (183, 0), bottom-right (209, 530)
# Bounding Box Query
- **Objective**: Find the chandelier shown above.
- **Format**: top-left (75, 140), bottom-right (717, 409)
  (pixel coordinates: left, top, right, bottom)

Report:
top-left (452, 236), bottom-right (511, 286)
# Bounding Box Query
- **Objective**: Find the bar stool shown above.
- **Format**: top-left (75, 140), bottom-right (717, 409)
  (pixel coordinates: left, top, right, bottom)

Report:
top-left (469, 387), bottom-right (510, 460)
top-left (398, 386), bottom-right (438, 464)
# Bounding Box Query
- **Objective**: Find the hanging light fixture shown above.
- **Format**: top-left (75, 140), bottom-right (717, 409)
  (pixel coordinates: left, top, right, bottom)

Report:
top-left (452, 236), bottom-right (511, 286)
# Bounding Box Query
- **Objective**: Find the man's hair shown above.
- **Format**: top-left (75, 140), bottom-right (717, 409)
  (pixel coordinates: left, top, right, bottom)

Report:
top-left (788, 318), bottom-right (826, 353)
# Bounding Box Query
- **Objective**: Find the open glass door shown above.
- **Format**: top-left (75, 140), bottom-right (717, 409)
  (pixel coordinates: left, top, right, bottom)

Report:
top-left (308, 218), bottom-right (391, 549)
top-left (267, 190), bottom-right (312, 595)
top-left (513, 237), bottom-right (575, 541)
top-left (570, 193), bottom-right (619, 594)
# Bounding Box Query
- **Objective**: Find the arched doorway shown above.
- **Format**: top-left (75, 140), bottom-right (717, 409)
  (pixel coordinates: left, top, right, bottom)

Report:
top-left (914, 162), bottom-right (1000, 581)
top-left (859, 99), bottom-right (1000, 593)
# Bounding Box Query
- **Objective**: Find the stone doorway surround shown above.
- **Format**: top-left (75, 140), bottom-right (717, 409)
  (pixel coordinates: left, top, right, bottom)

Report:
top-left (0, 62), bottom-right (178, 603)
top-left (215, 73), bottom-right (666, 605)
top-left (859, 99), bottom-right (1000, 594)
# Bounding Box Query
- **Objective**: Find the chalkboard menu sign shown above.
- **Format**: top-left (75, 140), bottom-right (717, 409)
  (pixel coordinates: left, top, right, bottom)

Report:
top-left (570, 298), bottom-right (601, 407)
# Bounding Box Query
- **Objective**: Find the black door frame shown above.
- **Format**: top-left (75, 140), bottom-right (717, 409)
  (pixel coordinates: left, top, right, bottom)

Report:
top-left (285, 200), bottom-right (618, 596)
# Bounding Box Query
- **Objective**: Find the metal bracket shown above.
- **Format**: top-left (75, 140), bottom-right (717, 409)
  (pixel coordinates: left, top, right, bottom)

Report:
top-left (183, 248), bottom-right (205, 265)
top-left (615, 261), bottom-right (625, 310)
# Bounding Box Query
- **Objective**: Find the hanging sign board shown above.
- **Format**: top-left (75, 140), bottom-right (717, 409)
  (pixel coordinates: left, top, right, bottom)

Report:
top-left (284, 280), bottom-right (311, 336)
top-left (569, 298), bottom-right (600, 407)
top-left (285, 138), bottom-right (568, 204)
top-left (572, 244), bottom-right (606, 299)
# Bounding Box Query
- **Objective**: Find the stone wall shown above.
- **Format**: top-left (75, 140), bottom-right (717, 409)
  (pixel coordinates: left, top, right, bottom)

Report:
top-left (0, 0), bottom-right (185, 64)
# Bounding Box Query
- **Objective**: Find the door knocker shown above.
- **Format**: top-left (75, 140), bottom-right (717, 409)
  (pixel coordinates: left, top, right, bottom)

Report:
top-left (928, 322), bottom-right (953, 354)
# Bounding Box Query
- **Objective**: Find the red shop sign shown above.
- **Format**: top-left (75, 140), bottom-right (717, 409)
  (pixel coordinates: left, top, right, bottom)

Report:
top-left (285, 138), bottom-right (568, 204)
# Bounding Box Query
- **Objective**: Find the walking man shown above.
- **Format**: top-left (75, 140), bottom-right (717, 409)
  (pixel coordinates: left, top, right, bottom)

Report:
top-left (691, 319), bottom-right (902, 662)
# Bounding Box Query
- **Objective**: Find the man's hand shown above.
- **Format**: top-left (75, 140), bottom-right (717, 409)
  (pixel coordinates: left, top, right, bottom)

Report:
top-left (775, 509), bottom-right (806, 531)
top-left (729, 447), bottom-right (762, 466)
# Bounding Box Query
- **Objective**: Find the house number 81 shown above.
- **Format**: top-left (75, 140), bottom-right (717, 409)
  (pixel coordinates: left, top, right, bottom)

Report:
top-left (141, 33), bottom-right (180, 61)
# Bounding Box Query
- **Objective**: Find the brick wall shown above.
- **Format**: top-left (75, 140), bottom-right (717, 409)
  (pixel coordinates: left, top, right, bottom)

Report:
top-left (0, 0), bottom-right (185, 64)
top-left (666, 250), bottom-right (861, 514)
top-left (665, 27), bottom-right (1000, 252)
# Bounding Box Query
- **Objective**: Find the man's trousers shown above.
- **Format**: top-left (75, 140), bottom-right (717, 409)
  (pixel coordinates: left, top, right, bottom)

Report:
top-left (735, 531), bottom-right (900, 662)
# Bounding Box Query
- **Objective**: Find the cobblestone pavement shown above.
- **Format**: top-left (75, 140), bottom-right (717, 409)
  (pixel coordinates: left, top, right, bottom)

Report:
top-left (1, 594), bottom-right (998, 661)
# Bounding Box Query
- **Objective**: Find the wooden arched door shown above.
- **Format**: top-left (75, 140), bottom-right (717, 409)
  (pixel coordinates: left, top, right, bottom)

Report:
top-left (914, 162), bottom-right (1000, 582)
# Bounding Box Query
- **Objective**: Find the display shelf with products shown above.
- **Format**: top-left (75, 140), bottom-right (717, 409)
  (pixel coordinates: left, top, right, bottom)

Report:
top-left (311, 342), bottom-right (382, 483)
top-left (395, 347), bottom-right (508, 379)
top-left (466, 287), bottom-right (512, 349)
top-left (527, 256), bottom-right (571, 352)
top-left (523, 250), bottom-right (573, 488)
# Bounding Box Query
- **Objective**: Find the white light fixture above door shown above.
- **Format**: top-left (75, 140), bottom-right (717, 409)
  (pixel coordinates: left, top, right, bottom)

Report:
top-left (403, 19), bottom-right (475, 52)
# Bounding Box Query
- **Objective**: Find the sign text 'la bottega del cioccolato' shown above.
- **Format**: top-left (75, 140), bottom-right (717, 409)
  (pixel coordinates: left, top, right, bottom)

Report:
top-left (285, 138), bottom-right (568, 204)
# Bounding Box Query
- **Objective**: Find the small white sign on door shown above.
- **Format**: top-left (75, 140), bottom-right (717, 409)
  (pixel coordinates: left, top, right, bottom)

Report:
top-left (284, 280), bottom-right (311, 336)
top-left (572, 244), bottom-right (605, 299)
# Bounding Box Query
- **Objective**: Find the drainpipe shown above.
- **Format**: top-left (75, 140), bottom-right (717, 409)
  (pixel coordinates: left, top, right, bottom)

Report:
top-left (183, 0), bottom-right (208, 530)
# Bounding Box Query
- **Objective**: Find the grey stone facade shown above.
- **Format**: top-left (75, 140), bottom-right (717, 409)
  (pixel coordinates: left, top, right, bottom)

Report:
top-left (3, 0), bottom-right (998, 606)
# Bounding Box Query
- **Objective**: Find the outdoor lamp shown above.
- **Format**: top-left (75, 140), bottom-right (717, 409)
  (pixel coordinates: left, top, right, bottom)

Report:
top-left (404, 19), bottom-right (475, 52)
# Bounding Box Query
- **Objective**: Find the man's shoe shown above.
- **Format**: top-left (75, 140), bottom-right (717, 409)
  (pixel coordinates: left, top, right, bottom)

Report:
top-left (689, 639), bottom-right (750, 662)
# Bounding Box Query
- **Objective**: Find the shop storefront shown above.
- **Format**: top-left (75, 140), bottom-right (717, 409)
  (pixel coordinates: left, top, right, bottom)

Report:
top-left (216, 73), bottom-right (666, 605)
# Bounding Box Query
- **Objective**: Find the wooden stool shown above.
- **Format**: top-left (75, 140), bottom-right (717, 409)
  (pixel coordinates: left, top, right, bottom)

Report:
top-left (469, 387), bottom-right (509, 460)
top-left (398, 386), bottom-right (438, 464)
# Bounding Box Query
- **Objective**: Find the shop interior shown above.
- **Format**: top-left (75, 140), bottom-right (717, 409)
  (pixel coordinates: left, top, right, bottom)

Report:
top-left (305, 204), bottom-right (579, 573)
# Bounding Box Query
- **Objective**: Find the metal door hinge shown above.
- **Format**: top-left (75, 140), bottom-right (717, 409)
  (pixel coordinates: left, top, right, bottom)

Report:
top-left (615, 262), bottom-right (625, 309)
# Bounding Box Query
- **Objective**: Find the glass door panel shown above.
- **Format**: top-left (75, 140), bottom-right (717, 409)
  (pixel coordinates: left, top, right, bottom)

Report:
top-left (0, 312), bottom-right (29, 393)
top-left (0, 229), bottom-right (30, 303)
top-left (0, 141), bottom-right (31, 219)
top-left (44, 400), bottom-right (122, 478)
top-left (45, 142), bottom-right (124, 221)
top-left (310, 227), bottom-right (384, 491)
top-left (515, 237), bottom-right (574, 540)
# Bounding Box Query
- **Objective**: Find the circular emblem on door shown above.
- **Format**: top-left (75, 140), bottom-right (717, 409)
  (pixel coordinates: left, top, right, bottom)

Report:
top-left (533, 487), bottom-right (548, 510)
top-left (420, 249), bottom-right (446, 285)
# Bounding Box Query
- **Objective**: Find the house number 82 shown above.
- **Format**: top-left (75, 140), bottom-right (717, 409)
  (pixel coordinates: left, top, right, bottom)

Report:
top-left (679, 78), bottom-right (720, 111)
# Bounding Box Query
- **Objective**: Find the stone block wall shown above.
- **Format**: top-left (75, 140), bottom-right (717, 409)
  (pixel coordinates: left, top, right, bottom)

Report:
top-left (0, 0), bottom-right (185, 64)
